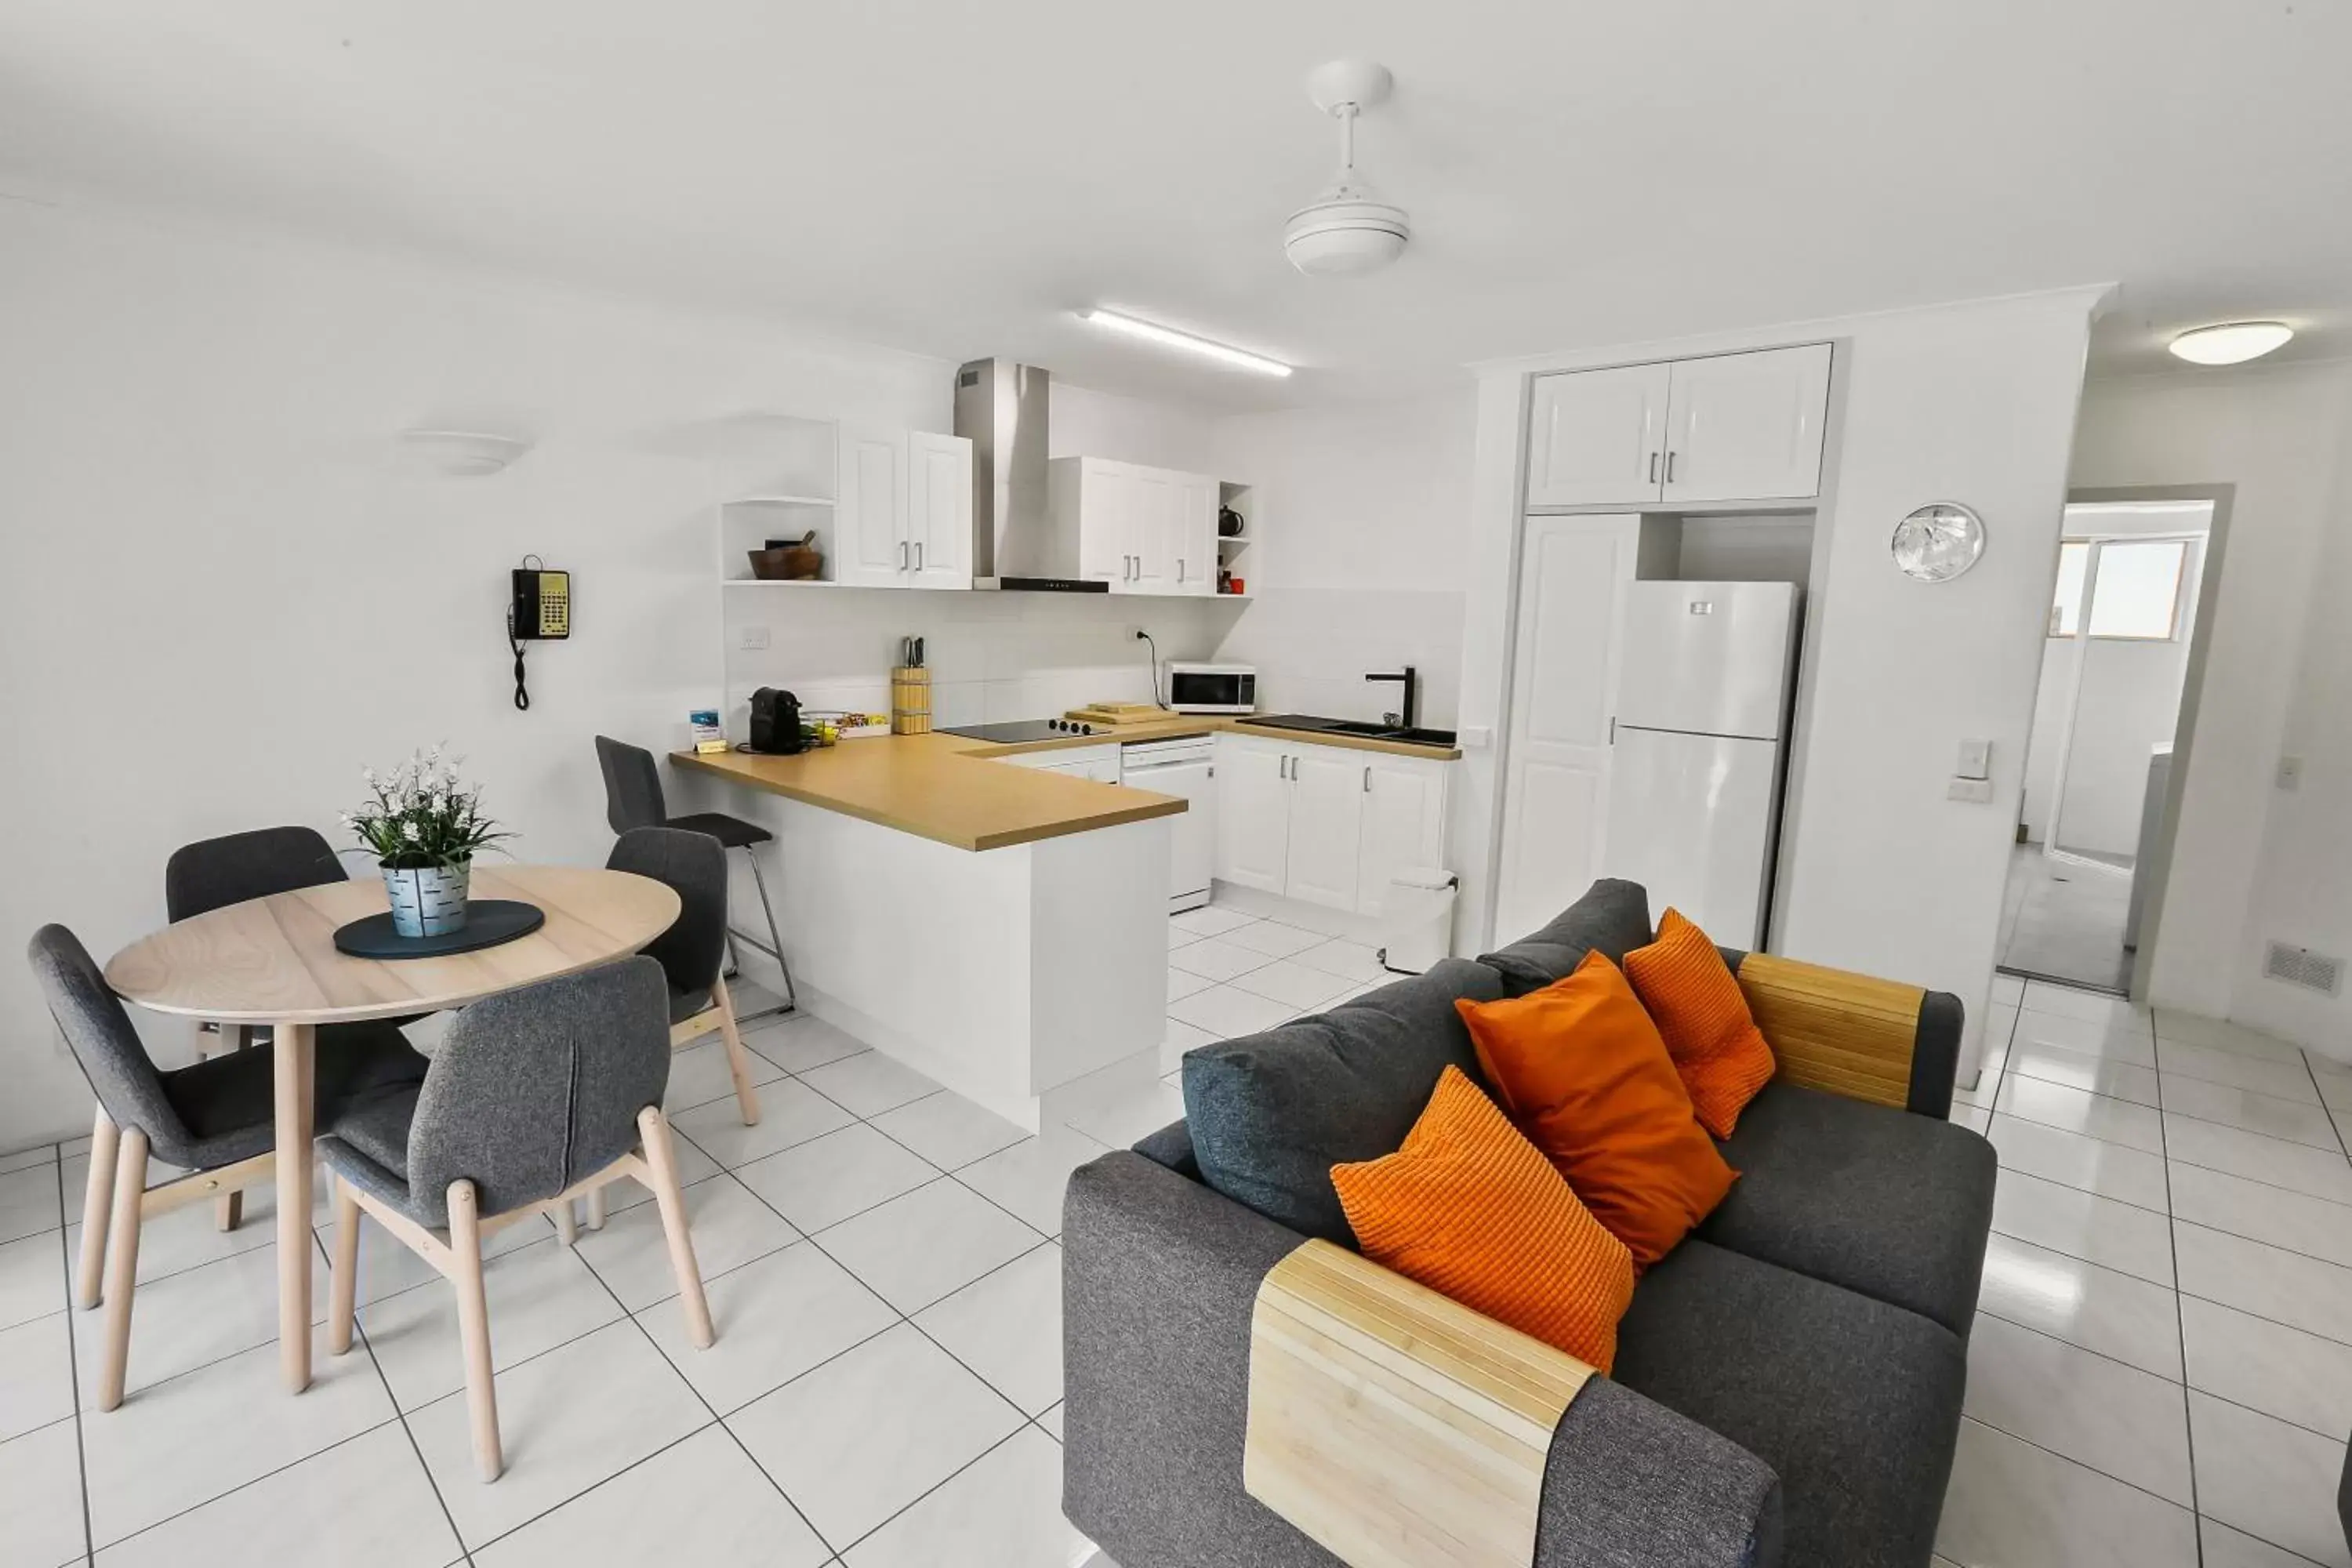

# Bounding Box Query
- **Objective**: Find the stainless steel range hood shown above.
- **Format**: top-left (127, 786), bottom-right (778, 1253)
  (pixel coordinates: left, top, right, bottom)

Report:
top-left (954, 358), bottom-right (1103, 591)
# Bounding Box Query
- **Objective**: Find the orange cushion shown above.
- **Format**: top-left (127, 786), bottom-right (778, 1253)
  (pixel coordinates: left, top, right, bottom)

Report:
top-left (1624, 909), bottom-right (1779, 1140)
top-left (1332, 1065), bottom-right (1634, 1371)
top-left (1455, 949), bottom-right (1737, 1268)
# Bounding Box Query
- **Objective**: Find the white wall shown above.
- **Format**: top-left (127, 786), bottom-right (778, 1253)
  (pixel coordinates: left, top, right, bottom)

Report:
top-left (2072, 362), bottom-right (2352, 1045)
top-left (1456, 290), bottom-right (2106, 1081)
top-left (1207, 393), bottom-right (1478, 726)
top-left (0, 196), bottom-right (953, 1150)
top-left (1048, 382), bottom-right (1216, 472)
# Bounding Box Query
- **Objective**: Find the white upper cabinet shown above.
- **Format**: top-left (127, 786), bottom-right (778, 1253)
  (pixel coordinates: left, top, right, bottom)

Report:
top-left (1526, 362), bottom-right (1672, 508)
top-left (1661, 344), bottom-right (1832, 504)
top-left (1050, 457), bottom-right (1226, 596)
top-left (1174, 472), bottom-right (1219, 596)
top-left (905, 431), bottom-right (974, 589)
top-left (1526, 343), bottom-right (1832, 510)
top-left (836, 427), bottom-right (909, 588)
top-left (835, 427), bottom-right (973, 590)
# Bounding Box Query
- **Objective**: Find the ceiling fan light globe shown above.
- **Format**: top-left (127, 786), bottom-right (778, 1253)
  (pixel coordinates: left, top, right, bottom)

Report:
top-left (1283, 198), bottom-right (1411, 277)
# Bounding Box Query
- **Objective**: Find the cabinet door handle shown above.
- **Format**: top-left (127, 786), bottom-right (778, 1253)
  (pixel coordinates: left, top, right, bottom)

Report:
top-left (1649, 452), bottom-right (1661, 485)
top-left (1177, 557), bottom-right (1185, 583)
top-left (1666, 451), bottom-right (1679, 484)
top-left (914, 541), bottom-right (924, 572)
top-left (1363, 765), bottom-right (1370, 793)
top-left (898, 541), bottom-right (908, 571)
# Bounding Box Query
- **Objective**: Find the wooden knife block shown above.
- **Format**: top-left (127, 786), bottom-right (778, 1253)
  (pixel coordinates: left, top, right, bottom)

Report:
top-left (891, 666), bottom-right (931, 735)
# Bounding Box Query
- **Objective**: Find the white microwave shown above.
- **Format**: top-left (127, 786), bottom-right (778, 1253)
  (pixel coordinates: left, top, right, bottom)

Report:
top-left (1167, 663), bottom-right (1258, 714)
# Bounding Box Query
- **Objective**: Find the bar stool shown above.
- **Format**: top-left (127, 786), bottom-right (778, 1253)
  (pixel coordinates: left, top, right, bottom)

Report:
top-left (594, 735), bottom-right (796, 1023)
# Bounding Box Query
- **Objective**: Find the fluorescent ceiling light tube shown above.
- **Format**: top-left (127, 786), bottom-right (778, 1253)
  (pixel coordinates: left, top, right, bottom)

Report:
top-left (1080, 309), bottom-right (1294, 376)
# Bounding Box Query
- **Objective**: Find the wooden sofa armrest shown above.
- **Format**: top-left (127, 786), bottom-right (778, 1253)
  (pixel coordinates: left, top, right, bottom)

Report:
top-left (1734, 952), bottom-right (1959, 1116)
top-left (1244, 1238), bottom-right (1594, 1568)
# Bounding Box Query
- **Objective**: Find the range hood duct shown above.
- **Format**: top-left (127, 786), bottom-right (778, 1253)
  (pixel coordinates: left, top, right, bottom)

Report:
top-left (954, 358), bottom-right (1101, 591)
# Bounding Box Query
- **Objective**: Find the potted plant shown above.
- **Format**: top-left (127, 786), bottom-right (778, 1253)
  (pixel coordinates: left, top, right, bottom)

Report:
top-left (344, 748), bottom-right (511, 938)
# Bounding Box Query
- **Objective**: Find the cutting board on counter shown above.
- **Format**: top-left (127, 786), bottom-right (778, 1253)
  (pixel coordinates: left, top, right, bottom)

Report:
top-left (1065, 703), bottom-right (1175, 728)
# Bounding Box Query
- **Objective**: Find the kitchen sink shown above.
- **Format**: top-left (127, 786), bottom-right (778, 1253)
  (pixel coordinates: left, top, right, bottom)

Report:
top-left (1238, 714), bottom-right (1457, 748)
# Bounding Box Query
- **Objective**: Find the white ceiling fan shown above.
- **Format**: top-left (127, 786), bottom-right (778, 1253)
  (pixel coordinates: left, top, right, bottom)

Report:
top-left (1283, 59), bottom-right (1412, 278)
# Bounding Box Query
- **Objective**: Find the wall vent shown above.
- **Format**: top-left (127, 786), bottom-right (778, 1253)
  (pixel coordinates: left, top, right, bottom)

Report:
top-left (2263, 941), bottom-right (2346, 997)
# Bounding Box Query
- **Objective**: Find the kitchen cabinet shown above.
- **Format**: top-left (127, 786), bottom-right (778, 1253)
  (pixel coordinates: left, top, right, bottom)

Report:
top-left (1213, 735), bottom-right (1452, 917)
top-left (905, 431), bottom-right (974, 589)
top-left (1356, 757), bottom-right (1449, 919)
top-left (1047, 457), bottom-right (1219, 596)
top-left (1493, 514), bottom-right (1638, 945)
top-left (835, 426), bottom-right (975, 590)
top-left (1214, 739), bottom-right (1292, 895)
top-left (1526, 362), bottom-right (1672, 508)
top-left (1526, 343), bottom-right (1831, 509)
top-left (997, 744), bottom-right (1122, 783)
top-left (1283, 750), bottom-right (1365, 911)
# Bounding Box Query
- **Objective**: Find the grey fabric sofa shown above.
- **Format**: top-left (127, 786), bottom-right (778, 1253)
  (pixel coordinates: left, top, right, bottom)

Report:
top-left (1063, 881), bottom-right (1995, 1568)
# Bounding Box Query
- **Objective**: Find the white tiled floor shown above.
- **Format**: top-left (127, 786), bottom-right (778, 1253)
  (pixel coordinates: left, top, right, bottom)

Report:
top-left (0, 987), bottom-right (1101, 1568)
top-left (1938, 972), bottom-right (2352, 1568)
top-left (14, 915), bottom-right (2350, 1567)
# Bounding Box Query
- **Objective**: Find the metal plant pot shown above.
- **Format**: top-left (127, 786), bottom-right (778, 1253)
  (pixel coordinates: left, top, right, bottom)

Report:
top-left (383, 861), bottom-right (471, 938)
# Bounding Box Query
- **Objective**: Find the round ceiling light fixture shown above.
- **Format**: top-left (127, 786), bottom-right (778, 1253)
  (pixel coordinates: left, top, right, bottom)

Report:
top-left (2168, 321), bottom-right (2294, 366)
top-left (1283, 60), bottom-right (1410, 278)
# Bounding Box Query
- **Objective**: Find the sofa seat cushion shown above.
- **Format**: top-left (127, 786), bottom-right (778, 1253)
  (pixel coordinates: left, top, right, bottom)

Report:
top-left (1612, 1239), bottom-right (1965, 1568)
top-left (1477, 878), bottom-right (1653, 997)
top-left (1181, 957), bottom-right (1504, 1244)
top-left (1697, 1081), bottom-right (1996, 1338)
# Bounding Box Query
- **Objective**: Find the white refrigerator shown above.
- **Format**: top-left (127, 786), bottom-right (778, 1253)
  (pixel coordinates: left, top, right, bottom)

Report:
top-left (1603, 581), bottom-right (1801, 949)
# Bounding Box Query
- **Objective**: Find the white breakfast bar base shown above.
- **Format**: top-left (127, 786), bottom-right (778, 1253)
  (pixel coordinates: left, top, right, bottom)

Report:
top-left (718, 793), bottom-right (1171, 1133)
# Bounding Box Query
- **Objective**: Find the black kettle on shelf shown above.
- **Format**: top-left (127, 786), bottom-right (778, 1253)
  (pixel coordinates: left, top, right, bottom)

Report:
top-left (1218, 504), bottom-right (1245, 539)
top-left (747, 688), bottom-right (808, 754)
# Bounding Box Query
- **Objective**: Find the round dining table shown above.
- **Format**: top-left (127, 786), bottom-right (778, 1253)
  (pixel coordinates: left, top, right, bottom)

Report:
top-left (103, 863), bottom-right (681, 1394)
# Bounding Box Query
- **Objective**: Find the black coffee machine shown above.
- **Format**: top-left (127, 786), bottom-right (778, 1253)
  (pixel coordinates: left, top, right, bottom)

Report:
top-left (747, 688), bottom-right (808, 754)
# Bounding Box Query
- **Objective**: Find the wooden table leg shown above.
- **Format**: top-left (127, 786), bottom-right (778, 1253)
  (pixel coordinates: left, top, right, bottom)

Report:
top-left (274, 1021), bottom-right (315, 1393)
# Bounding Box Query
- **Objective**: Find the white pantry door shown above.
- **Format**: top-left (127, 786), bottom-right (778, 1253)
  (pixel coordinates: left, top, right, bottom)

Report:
top-left (1493, 514), bottom-right (1639, 945)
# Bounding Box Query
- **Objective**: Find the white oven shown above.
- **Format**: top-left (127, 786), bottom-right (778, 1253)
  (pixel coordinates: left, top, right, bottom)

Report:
top-left (1167, 663), bottom-right (1258, 715)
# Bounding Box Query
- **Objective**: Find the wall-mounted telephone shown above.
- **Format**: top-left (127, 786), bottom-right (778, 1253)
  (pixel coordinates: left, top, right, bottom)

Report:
top-left (505, 556), bottom-right (569, 710)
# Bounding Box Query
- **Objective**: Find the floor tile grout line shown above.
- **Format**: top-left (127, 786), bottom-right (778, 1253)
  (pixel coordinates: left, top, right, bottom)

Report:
top-left (80, 1409), bottom-right (414, 1557)
top-left (1983, 1217), bottom-right (2175, 1290)
top-left (1975, 1307), bottom-right (2181, 1386)
top-left (2300, 1049), bottom-right (2352, 1165)
top-left (561, 1240), bottom-right (843, 1564)
top-left (2172, 1282), bottom-right (2352, 1355)
top-left (1958, 1410), bottom-right (2198, 1519)
top-left (825, 1420), bottom-right (1036, 1562)
top-left (2165, 1156), bottom-right (2352, 1217)
top-left (328, 1224), bottom-right (479, 1568)
top-left (50, 1149), bottom-right (95, 1568)
top-left (2151, 1032), bottom-right (2203, 1559)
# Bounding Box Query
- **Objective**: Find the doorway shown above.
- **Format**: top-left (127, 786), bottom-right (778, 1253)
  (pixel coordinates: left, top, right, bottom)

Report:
top-left (1999, 497), bottom-right (2220, 995)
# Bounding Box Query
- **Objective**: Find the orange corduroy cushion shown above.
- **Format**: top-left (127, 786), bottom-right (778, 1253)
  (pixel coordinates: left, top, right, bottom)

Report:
top-left (1332, 1065), bottom-right (1634, 1371)
top-left (1455, 949), bottom-right (1737, 1268)
top-left (1624, 908), bottom-right (1779, 1140)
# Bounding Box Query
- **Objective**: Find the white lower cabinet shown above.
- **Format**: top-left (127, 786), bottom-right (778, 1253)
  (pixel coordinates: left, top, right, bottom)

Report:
top-left (997, 744), bottom-right (1122, 784)
top-left (1214, 735), bottom-right (1450, 916)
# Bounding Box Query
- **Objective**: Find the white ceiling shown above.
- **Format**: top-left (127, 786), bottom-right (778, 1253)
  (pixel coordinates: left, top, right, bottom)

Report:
top-left (4, 0), bottom-right (2347, 411)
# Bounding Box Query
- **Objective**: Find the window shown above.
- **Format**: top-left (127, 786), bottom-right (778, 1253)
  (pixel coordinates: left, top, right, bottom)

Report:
top-left (2049, 541), bottom-right (2089, 637)
top-left (2086, 539), bottom-right (2188, 640)
top-left (2047, 537), bottom-right (2190, 641)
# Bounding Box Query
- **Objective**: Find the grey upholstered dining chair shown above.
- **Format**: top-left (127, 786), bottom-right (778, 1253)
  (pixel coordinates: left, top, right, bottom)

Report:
top-left (163, 824), bottom-right (353, 1232)
top-left (27, 924), bottom-right (428, 1410)
top-left (593, 735), bottom-right (797, 1019)
top-left (318, 956), bottom-right (714, 1483)
top-left (613, 825), bottom-right (759, 1116)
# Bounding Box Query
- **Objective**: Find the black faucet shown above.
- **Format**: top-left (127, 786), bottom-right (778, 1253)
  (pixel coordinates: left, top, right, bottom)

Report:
top-left (1364, 666), bottom-right (1417, 730)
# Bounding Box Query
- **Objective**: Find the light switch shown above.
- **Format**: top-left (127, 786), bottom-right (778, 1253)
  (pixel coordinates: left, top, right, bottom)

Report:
top-left (1459, 725), bottom-right (1493, 748)
top-left (736, 625), bottom-right (771, 651)
top-left (1947, 777), bottom-right (1994, 804)
top-left (1956, 739), bottom-right (1991, 781)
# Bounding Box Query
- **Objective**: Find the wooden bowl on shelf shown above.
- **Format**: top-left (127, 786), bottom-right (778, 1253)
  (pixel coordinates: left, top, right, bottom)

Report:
top-left (748, 532), bottom-right (823, 580)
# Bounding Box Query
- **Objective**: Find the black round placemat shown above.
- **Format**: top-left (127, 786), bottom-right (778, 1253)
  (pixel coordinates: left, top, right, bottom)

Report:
top-left (332, 900), bottom-right (546, 960)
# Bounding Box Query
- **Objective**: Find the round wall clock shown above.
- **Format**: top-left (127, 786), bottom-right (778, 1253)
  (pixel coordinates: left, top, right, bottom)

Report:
top-left (1890, 503), bottom-right (1986, 582)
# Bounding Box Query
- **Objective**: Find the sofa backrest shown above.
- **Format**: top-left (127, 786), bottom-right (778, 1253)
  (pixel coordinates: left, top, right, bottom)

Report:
top-left (1180, 956), bottom-right (1504, 1244)
top-left (1475, 878), bottom-right (1654, 996)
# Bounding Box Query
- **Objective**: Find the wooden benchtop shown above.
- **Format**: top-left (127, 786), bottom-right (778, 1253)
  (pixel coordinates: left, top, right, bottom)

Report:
top-left (670, 715), bottom-right (1457, 854)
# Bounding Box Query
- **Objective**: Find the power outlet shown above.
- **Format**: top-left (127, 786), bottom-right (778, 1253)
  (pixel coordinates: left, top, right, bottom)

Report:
top-left (1947, 777), bottom-right (1995, 804)
top-left (2278, 755), bottom-right (2304, 791)
top-left (736, 625), bottom-right (771, 651)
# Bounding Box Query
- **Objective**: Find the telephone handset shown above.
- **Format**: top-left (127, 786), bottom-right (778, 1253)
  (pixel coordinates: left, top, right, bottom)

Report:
top-left (505, 555), bottom-right (569, 711)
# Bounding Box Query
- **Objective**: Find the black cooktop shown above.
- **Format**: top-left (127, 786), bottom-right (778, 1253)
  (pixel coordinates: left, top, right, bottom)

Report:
top-left (938, 719), bottom-right (1104, 744)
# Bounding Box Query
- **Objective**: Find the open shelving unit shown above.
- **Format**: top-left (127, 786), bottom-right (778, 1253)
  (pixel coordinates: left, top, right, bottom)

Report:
top-left (1216, 479), bottom-right (1258, 599)
top-left (714, 416), bottom-right (840, 585)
